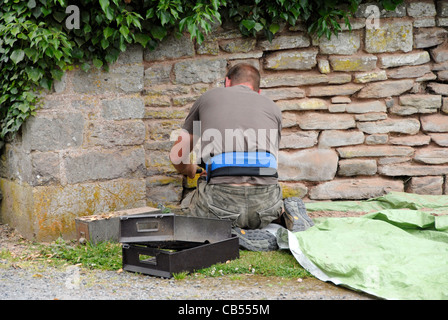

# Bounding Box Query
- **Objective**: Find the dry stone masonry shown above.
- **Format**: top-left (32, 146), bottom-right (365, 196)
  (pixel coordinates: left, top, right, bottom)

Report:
top-left (1, 0), bottom-right (448, 240)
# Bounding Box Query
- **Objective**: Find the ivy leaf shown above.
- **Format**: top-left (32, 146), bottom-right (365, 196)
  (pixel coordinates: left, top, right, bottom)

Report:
top-left (39, 77), bottom-right (52, 91)
top-left (100, 38), bottom-right (109, 49)
top-left (25, 66), bottom-right (44, 82)
top-left (269, 23), bottom-right (280, 35)
top-left (254, 22), bottom-right (264, 32)
top-left (99, 0), bottom-right (110, 13)
top-left (242, 19), bottom-right (256, 30)
top-left (80, 62), bottom-right (91, 72)
top-left (92, 58), bottom-right (103, 69)
top-left (103, 27), bottom-right (115, 39)
top-left (134, 33), bottom-right (152, 47)
top-left (10, 50), bottom-right (25, 64)
top-left (51, 68), bottom-right (64, 81)
top-left (150, 25), bottom-right (167, 41)
top-left (119, 25), bottom-right (130, 38)
top-left (27, 0), bottom-right (36, 9)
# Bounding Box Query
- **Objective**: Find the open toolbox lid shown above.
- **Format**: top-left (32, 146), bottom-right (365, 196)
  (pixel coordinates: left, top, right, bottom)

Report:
top-left (119, 213), bottom-right (233, 244)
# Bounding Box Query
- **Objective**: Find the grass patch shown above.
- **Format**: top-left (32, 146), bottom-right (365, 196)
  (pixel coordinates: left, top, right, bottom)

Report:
top-left (23, 238), bottom-right (311, 279)
top-left (37, 238), bottom-right (122, 270)
top-left (196, 250), bottom-right (311, 278)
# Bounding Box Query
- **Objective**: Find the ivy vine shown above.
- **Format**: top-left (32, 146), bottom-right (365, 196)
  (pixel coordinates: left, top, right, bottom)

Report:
top-left (0, 0), bottom-right (403, 144)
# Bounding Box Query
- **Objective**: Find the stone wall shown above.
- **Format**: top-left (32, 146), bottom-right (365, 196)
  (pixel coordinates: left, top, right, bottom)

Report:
top-left (2, 0), bottom-right (448, 240)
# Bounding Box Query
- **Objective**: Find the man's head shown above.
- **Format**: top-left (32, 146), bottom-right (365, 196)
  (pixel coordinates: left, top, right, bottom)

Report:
top-left (225, 63), bottom-right (261, 92)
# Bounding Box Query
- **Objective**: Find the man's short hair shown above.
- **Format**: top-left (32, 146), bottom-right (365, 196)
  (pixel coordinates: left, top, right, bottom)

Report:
top-left (226, 63), bottom-right (261, 91)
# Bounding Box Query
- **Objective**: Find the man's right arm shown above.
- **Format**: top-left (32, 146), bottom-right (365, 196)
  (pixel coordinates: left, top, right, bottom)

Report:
top-left (169, 129), bottom-right (197, 179)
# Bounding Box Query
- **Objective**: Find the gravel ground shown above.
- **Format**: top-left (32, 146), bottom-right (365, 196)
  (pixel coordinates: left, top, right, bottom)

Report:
top-left (0, 223), bottom-right (374, 301)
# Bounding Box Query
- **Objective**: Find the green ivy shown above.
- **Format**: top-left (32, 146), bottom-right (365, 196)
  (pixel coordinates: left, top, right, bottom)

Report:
top-left (0, 0), bottom-right (403, 143)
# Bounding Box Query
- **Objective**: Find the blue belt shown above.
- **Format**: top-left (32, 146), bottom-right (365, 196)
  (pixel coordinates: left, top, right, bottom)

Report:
top-left (205, 151), bottom-right (278, 182)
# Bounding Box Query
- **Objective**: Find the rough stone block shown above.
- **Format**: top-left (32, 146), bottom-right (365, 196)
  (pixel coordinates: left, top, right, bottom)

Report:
top-left (258, 34), bottom-right (310, 51)
top-left (31, 152), bottom-right (60, 186)
top-left (421, 114), bottom-right (448, 132)
top-left (413, 17), bottom-right (436, 28)
top-left (146, 150), bottom-right (177, 175)
top-left (315, 31), bottom-right (361, 55)
top-left (174, 59), bottom-right (227, 84)
top-left (390, 134), bottom-right (431, 146)
top-left (338, 159), bottom-right (377, 176)
top-left (144, 64), bottom-right (172, 86)
top-left (144, 34), bottom-right (195, 61)
top-left (101, 98), bottom-right (145, 120)
top-left (329, 55), bottom-right (377, 71)
top-left (86, 120), bottom-right (146, 147)
top-left (427, 82), bottom-right (448, 95)
top-left (414, 147), bottom-right (448, 164)
top-left (414, 27), bottom-right (447, 48)
top-left (264, 49), bottom-right (318, 70)
top-left (343, 101), bottom-right (387, 113)
top-left (337, 145), bottom-right (414, 158)
top-left (0, 178), bottom-right (146, 241)
top-left (260, 72), bottom-right (350, 87)
top-left (297, 113), bottom-right (356, 130)
top-left (438, 1), bottom-right (448, 17)
top-left (319, 130), bottom-right (364, 148)
top-left (398, 94), bottom-right (442, 112)
top-left (406, 176), bottom-right (444, 195)
top-left (365, 20), bottom-right (413, 53)
top-left (365, 134), bottom-right (388, 145)
top-left (64, 147), bottom-right (145, 184)
top-left (430, 133), bottom-right (448, 146)
top-left (379, 164), bottom-right (448, 176)
top-left (72, 64), bottom-right (144, 94)
top-left (277, 98), bottom-right (327, 111)
top-left (431, 44), bottom-right (448, 63)
top-left (280, 130), bottom-right (318, 149)
top-left (357, 79), bottom-right (414, 98)
top-left (146, 175), bottom-right (183, 206)
top-left (357, 118), bottom-right (421, 134)
top-left (115, 44), bottom-right (143, 65)
top-left (144, 108), bottom-right (190, 120)
top-left (407, 1), bottom-right (437, 17)
top-left (353, 70), bottom-right (387, 83)
top-left (308, 83), bottom-right (363, 97)
top-left (318, 59), bottom-right (331, 74)
top-left (147, 119), bottom-right (183, 141)
top-left (197, 40), bottom-right (220, 55)
top-left (354, 113), bottom-right (387, 122)
top-left (281, 112), bottom-right (298, 128)
top-left (387, 65), bottom-right (431, 79)
top-left (278, 148), bottom-right (338, 181)
top-left (279, 182), bottom-right (308, 199)
top-left (220, 38), bottom-right (256, 53)
top-left (379, 51), bottom-right (430, 68)
top-left (261, 88), bottom-right (305, 101)
top-left (309, 178), bottom-right (404, 200)
top-left (22, 112), bottom-right (84, 152)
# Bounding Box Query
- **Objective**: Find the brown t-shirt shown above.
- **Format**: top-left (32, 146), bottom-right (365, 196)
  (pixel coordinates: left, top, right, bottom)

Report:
top-left (182, 85), bottom-right (282, 184)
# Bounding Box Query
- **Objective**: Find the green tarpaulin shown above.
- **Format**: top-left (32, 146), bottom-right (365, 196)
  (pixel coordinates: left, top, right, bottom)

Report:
top-left (279, 192), bottom-right (448, 300)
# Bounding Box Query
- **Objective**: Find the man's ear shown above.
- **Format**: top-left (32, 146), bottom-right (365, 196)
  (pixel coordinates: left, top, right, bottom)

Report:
top-left (225, 77), bottom-right (231, 87)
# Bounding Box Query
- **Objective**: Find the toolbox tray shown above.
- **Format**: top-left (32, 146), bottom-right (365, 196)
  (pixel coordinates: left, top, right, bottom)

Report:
top-left (119, 213), bottom-right (232, 244)
top-left (121, 235), bottom-right (239, 278)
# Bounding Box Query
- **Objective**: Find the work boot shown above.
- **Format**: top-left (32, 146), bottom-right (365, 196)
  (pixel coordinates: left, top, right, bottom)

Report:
top-left (283, 197), bottom-right (314, 232)
top-left (232, 227), bottom-right (278, 252)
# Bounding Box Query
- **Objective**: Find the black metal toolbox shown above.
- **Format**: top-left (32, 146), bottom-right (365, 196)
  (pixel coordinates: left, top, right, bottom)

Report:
top-left (119, 213), bottom-right (239, 278)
